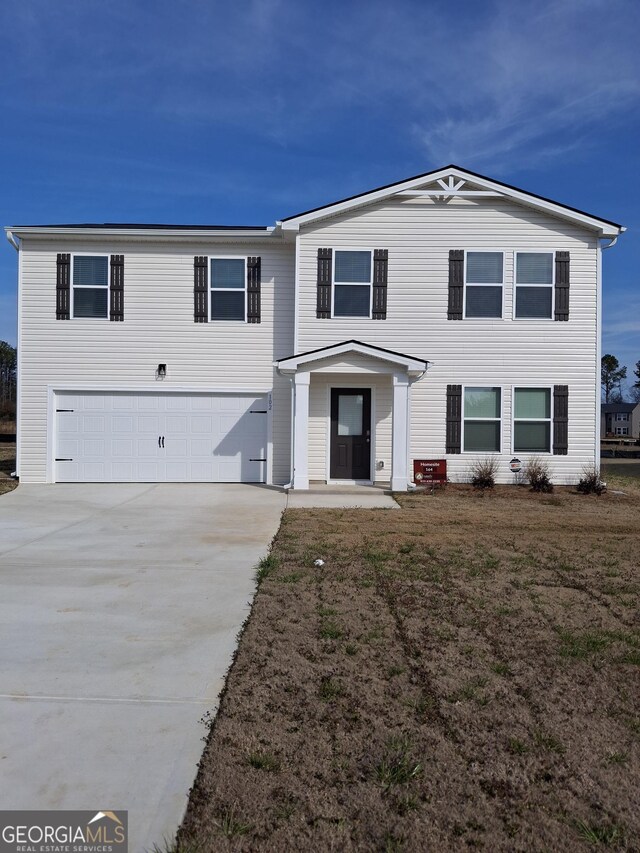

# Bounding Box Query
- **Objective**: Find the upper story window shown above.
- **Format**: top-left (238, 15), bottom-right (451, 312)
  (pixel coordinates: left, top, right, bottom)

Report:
top-left (513, 388), bottom-right (551, 452)
top-left (464, 252), bottom-right (503, 318)
top-left (463, 387), bottom-right (501, 452)
top-left (515, 252), bottom-right (554, 319)
top-left (333, 250), bottom-right (372, 318)
top-left (210, 258), bottom-right (246, 321)
top-left (72, 255), bottom-right (109, 318)
top-left (615, 413), bottom-right (629, 422)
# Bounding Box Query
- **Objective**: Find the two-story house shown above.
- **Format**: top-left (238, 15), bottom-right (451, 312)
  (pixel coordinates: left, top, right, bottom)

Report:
top-left (6, 166), bottom-right (623, 488)
top-left (601, 402), bottom-right (640, 438)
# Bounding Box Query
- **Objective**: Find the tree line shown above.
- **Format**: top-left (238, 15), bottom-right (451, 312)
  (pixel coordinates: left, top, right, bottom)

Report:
top-left (601, 354), bottom-right (640, 403)
top-left (0, 341), bottom-right (17, 416)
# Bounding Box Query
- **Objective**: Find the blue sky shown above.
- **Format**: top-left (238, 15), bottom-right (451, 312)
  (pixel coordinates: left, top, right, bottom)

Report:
top-left (1, 0), bottom-right (638, 388)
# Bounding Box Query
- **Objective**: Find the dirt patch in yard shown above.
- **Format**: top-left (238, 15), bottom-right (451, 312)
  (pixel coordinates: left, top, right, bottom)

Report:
top-left (179, 480), bottom-right (639, 852)
top-left (0, 442), bottom-right (17, 495)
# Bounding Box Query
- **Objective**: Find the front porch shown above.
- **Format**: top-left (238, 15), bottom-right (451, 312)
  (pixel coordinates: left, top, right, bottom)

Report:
top-left (276, 340), bottom-right (429, 492)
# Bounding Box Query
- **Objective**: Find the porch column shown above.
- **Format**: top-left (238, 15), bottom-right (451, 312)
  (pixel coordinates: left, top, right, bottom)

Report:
top-left (391, 372), bottom-right (410, 492)
top-left (292, 371), bottom-right (310, 490)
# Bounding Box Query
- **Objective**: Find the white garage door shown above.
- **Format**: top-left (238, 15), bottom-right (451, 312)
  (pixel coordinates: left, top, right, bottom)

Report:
top-left (55, 391), bottom-right (268, 483)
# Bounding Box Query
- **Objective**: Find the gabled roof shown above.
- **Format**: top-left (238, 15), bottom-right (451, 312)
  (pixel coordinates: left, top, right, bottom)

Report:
top-left (601, 402), bottom-right (639, 413)
top-left (276, 340), bottom-right (429, 374)
top-left (279, 164), bottom-right (623, 237)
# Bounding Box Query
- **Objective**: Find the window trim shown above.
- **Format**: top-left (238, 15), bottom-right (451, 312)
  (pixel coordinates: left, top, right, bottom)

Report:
top-left (71, 253), bottom-right (110, 320)
top-left (513, 251), bottom-right (555, 321)
top-left (615, 413), bottom-right (629, 422)
top-left (462, 250), bottom-right (505, 320)
top-left (615, 426), bottom-right (629, 436)
top-left (462, 384), bottom-right (502, 453)
top-left (331, 248), bottom-right (373, 319)
top-left (512, 385), bottom-right (552, 454)
top-left (208, 255), bottom-right (247, 323)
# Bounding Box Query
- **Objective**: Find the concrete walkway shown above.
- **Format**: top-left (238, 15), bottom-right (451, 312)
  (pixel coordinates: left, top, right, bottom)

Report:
top-left (286, 484), bottom-right (399, 509)
top-left (0, 483), bottom-right (284, 852)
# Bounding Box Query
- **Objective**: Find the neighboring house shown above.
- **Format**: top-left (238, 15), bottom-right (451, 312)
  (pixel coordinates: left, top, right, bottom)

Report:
top-left (601, 402), bottom-right (640, 438)
top-left (5, 165), bottom-right (624, 488)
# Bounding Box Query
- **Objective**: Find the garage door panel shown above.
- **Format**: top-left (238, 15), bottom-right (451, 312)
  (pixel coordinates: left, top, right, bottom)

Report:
top-left (82, 439), bottom-right (105, 456)
top-left (112, 415), bottom-right (134, 433)
top-left (83, 415), bottom-right (106, 432)
top-left (112, 439), bottom-right (134, 457)
top-left (55, 392), bottom-right (268, 483)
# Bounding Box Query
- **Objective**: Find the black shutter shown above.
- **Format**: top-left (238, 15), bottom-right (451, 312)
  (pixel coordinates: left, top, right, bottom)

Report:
top-left (448, 250), bottom-right (464, 320)
top-left (446, 384), bottom-right (462, 453)
top-left (554, 251), bottom-right (570, 321)
top-left (317, 248), bottom-right (332, 318)
top-left (109, 255), bottom-right (124, 321)
top-left (372, 249), bottom-right (388, 320)
top-left (194, 256), bottom-right (208, 323)
top-left (553, 385), bottom-right (569, 455)
top-left (56, 253), bottom-right (71, 320)
top-left (247, 256), bottom-right (261, 324)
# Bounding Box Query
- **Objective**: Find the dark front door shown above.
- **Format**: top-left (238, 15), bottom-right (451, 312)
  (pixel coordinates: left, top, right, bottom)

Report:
top-left (330, 388), bottom-right (371, 480)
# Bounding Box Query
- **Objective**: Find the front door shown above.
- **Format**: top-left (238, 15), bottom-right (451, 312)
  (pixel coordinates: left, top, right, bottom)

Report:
top-left (330, 388), bottom-right (371, 480)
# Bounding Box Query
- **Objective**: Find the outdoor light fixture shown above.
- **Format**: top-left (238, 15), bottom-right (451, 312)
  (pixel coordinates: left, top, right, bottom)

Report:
top-left (157, 363), bottom-right (167, 379)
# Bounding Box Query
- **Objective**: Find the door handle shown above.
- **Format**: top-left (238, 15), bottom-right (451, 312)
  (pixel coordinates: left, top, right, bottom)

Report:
top-left (158, 436), bottom-right (161, 448)
top-left (162, 436), bottom-right (165, 448)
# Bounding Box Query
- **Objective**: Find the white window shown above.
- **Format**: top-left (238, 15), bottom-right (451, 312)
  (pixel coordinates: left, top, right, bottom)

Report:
top-left (210, 257), bottom-right (246, 321)
top-left (333, 250), bottom-right (372, 318)
top-left (615, 426), bottom-right (629, 436)
top-left (463, 387), bottom-right (501, 452)
top-left (72, 255), bottom-right (109, 319)
top-left (515, 252), bottom-right (554, 319)
top-left (615, 413), bottom-right (629, 421)
top-left (513, 388), bottom-right (551, 452)
top-left (464, 252), bottom-right (503, 318)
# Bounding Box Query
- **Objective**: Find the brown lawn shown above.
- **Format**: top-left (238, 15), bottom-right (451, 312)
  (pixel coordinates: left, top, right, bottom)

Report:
top-left (0, 442), bottom-right (17, 495)
top-left (178, 479), bottom-right (640, 852)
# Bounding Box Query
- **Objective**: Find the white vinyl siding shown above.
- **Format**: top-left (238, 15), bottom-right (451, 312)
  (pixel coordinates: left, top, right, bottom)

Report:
top-left (296, 195), bottom-right (599, 484)
top-left (18, 240), bottom-right (294, 484)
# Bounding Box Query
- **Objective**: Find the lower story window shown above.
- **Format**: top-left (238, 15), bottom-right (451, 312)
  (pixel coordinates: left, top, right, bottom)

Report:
top-left (615, 426), bottom-right (629, 436)
top-left (513, 388), bottom-right (551, 452)
top-left (463, 387), bottom-right (501, 451)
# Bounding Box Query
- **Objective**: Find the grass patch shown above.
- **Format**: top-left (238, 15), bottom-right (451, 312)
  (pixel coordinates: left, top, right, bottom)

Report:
top-left (373, 735), bottom-right (422, 790)
top-left (246, 750), bottom-right (280, 772)
top-left (574, 820), bottom-right (623, 846)
top-left (255, 554), bottom-right (279, 584)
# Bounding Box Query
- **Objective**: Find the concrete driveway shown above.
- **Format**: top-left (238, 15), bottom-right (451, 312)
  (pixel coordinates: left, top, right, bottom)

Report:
top-left (0, 483), bottom-right (284, 851)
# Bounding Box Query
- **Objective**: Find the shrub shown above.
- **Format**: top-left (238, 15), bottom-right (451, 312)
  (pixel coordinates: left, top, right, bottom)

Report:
top-left (469, 457), bottom-right (499, 490)
top-left (524, 456), bottom-right (554, 493)
top-left (577, 466), bottom-right (606, 495)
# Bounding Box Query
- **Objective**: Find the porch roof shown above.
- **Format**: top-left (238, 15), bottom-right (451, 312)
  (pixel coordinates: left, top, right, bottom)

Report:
top-left (275, 339), bottom-right (429, 375)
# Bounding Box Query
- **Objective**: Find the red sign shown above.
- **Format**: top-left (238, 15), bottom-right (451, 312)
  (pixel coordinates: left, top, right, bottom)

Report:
top-left (413, 459), bottom-right (447, 485)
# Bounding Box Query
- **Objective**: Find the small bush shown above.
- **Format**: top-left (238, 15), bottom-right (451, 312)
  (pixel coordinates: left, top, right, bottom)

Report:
top-left (577, 465), bottom-right (606, 495)
top-left (469, 457), bottom-right (499, 490)
top-left (524, 456), bottom-right (554, 493)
